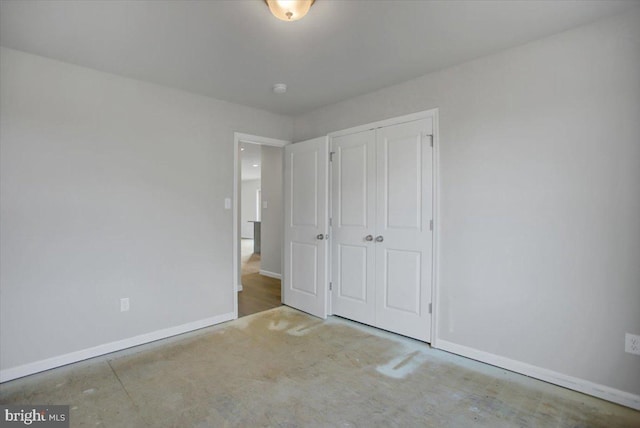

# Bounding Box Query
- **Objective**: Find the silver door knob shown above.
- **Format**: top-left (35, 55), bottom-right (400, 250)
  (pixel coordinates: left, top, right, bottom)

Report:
top-left (365, 235), bottom-right (374, 241)
top-left (375, 235), bottom-right (384, 242)
top-left (316, 234), bottom-right (324, 240)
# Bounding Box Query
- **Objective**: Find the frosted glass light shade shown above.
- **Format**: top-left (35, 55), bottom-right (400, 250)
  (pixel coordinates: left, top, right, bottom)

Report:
top-left (265, 0), bottom-right (315, 22)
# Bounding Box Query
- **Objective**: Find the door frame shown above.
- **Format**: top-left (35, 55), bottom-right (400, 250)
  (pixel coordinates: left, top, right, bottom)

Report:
top-left (326, 108), bottom-right (440, 346)
top-left (233, 132), bottom-right (290, 319)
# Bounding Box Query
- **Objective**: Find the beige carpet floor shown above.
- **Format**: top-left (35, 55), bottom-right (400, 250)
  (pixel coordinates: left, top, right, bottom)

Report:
top-left (1, 307), bottom-right (638, 427)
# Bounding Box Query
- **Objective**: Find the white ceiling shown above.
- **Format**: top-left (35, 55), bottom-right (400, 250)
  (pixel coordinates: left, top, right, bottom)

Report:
top-left (241, 143), bottom-right (262, 181)
top-left (0, 1), bottom-right (637, 115)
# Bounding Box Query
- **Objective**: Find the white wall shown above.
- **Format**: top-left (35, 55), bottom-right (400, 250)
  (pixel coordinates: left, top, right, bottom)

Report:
top-left (294, 9), bottom-right (640, 402)
top-left (259, 146), bottom-right (283, 276)
top-left (0, 47), bottom-right (292, 377)
top-left (241, 179), bottom-right (260, 239)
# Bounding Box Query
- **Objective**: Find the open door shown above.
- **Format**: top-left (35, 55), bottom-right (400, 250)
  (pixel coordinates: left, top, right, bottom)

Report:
top-left (283, 136), bottom-right (329, 318)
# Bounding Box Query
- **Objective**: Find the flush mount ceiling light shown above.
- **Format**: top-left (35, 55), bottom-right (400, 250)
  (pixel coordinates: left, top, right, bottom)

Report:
top-left (265, 0), bottom-right (315, 22)
top-left (273, 83), bottom-right (287, 94)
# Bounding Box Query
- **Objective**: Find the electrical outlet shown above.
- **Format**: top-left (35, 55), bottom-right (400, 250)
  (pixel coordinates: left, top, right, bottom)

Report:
top-left (625, 333), bottom-right (640, 355)
top-left (120, 297), bottom-right (130, 312)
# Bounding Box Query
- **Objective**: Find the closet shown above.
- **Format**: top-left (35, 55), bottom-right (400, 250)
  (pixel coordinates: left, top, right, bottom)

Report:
top-left (283, 114), bottom-right (435, 342)
top-left (330, 118), bottom-right (434, 341)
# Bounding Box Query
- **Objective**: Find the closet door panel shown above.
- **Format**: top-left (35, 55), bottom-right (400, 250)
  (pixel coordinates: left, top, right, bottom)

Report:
top-left (331, 130), bottom-right (376, 325)
top-left (375, 118), bottom-right (433, 342)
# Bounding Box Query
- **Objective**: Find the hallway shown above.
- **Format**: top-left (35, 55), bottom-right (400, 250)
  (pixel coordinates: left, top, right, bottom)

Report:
top-left (238, 238), bottom-right (281, 317)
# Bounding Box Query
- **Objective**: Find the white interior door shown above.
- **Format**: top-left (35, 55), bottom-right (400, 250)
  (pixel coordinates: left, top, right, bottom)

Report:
top-left (331, 130), bottom-right (376, 325)
top-left (283, 137), bottom-right (329, 318)
top-left (374, 118), bottom-right (433, 341)
top-left (329, 118), bottom-right (434, 342)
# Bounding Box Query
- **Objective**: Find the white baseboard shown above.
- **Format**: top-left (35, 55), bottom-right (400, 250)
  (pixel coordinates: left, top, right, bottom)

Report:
top-left (259, 270), bottom-right (282, 279)
top-left (0, 312), bottom-right (235, 383)
top-left (435, 339), bottom-right (640, 411)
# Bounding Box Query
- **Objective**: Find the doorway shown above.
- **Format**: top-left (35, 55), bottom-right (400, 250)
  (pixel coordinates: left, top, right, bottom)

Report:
top-left (233, 133), bottom-right (289, 318)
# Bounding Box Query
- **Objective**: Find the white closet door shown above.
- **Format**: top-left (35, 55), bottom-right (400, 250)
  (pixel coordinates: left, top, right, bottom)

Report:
top-left (375, 118), bottom-right (433, 341)
top-left (283, 137), bottom-right (329, 319)
top-left (331, 130), bottom-right (376, 325)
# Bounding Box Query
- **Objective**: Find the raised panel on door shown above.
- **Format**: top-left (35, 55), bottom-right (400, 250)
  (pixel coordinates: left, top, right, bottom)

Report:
top-left (331, 130), bottom-right (376, 325)
top-left (290, 242), bottom-right (318, 296)
top-left (375, 118), bottom-right (433, 341)
top-left (291, 150), bottom-right (318, 227)
top-left (383, 249), bottom-right (421, 314)
top-left (284, 137), bottom-right (328, 319)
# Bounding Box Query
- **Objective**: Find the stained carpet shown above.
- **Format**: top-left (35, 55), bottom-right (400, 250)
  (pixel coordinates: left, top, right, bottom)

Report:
top-left (1, 307), bottom-right (638, 427)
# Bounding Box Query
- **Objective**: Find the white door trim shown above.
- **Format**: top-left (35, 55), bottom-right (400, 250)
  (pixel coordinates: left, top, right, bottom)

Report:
top-left (327, 108), bottom-right (440, 346)
top-left (327, 109), bottom-right (439, 138)
top-left (233, 132), bottom-right (290, 319)
top-left (431, 109), bottom-right (441, 349)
